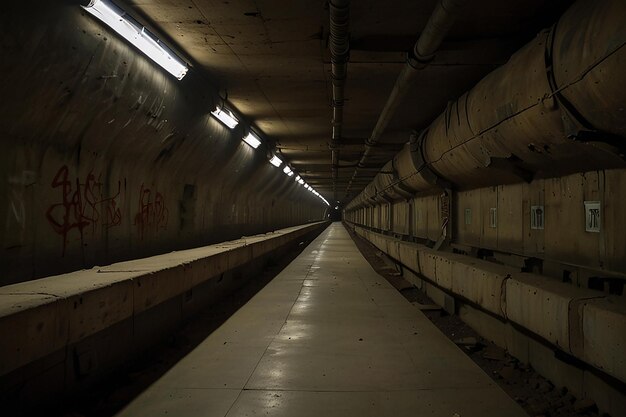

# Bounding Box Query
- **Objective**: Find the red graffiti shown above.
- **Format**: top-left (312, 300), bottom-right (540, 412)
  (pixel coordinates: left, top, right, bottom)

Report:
top-left (134, 183), bottom-right (168, 239)
top-left (46, 165), bottom-right (122, 255)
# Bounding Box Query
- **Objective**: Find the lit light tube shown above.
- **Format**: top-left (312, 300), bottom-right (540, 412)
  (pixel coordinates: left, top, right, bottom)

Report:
top-left (269, 155), bottom-right (283, 167)
top-left (83, 0), bottom-right (188, 80)
top-left (283, 166), bottom-right (293, 176)
top-left (298, 178), bottom-right (305, 185)
top-left (243, 132), bottom-right (261, 148)
top-left (295, 175), bottom-right (301, 181)
top-left (211, 108), bottom-right (239, 129)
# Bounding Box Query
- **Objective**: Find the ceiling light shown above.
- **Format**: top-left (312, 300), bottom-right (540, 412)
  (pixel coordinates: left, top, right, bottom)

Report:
top-left (283, 166), bottom-right (293, 176)
top-left (211, 108), bottom-right (238, 129)
top-left (298, 178), bottom-right (305, 185)
top-left (295, 175), bottom-right (301, 181)
top-left (243, 132), bottom-right (261, 148)
top-left (269, 155), bottom-right (282, 167)
top-left (83, 0), bottom-right (188, 80)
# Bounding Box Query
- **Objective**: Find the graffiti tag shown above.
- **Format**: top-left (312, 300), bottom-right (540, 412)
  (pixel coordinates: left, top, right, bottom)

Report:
top-left (45, 165), bottom-right (122, 255)
top-left (134, 183), bottom-right (168, 239)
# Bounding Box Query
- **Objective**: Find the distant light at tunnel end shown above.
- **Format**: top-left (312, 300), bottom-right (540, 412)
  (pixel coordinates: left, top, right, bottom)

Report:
top-left (83, 0), bottom-right (188, 80)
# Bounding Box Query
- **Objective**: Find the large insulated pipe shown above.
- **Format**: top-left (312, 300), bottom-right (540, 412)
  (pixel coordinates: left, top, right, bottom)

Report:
top-left (329, 0), bottom-right (350, 199)
top-left (346, 0), bottom-right (626, 211)
top-left (346, 0), bottom-right (467, 194)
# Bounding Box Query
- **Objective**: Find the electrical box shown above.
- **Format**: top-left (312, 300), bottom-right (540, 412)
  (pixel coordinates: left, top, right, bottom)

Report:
top-left (489, 208), bottom-right (497, 228)
top-left (531, 205), bottom-right (544, 230)
top-left (584, 201), bottom-right (601, 233)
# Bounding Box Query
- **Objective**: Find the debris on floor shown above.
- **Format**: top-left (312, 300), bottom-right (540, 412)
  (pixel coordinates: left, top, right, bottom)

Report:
top-left (348, 227), bottom-right (604, 417)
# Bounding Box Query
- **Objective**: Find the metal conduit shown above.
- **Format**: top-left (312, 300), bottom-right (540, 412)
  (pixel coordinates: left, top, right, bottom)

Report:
top-left (329, 0), bottom-right (350, 200)
top-left (346, 0), bottom-right (467, 194)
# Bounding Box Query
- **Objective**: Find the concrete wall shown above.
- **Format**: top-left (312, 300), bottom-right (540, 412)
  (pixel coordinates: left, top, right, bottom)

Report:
top-left (0, 1), bottom-right (325, 285)
top-left (346, 168), bottom-right (626, 284)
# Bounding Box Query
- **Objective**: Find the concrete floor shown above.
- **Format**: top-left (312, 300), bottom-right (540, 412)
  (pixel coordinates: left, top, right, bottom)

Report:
top-left (115, 223), bottom-right (528, 417)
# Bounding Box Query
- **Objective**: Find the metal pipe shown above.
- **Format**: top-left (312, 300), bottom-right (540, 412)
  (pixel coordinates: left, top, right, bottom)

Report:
top-left (345, 0), bottom-right (626, 211)
top-left (329, 0), bottom-right (350, 200)
top-left (346, 0), bottom-right (467, 194)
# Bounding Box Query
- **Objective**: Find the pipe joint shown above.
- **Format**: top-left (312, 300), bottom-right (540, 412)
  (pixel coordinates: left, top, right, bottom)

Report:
top-left (406, 50), bottom-right (433, 70)
top-left (364, 138), bottom-right (377, 147)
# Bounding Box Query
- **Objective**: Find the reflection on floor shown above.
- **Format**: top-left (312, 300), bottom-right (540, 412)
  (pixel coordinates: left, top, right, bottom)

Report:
top-left (116, 223), bottom-right (527, 417)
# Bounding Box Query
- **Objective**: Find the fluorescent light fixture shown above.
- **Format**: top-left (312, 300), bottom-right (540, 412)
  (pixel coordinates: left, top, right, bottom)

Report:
top-left (283, 166), bottom-right (293, 176)
top-left (211, 108), bottom-right (238, 129)
top-left (269, 155), bottom-right (283, 167)
top-left (243, 132), bottom-right (261, 148)
top-left (298, 178), bottom-right (305, 185)
top-left (295, 175), bottom-right (301, 181)
top-left (83, 0), bottom-right (188, 80)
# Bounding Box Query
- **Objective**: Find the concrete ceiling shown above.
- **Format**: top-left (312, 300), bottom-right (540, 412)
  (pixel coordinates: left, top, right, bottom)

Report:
top-left (128, 0), bottom-right (572, 204)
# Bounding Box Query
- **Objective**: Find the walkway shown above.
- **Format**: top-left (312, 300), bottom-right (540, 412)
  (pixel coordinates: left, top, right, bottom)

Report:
top-left (116, 223), bottom-right (527, 417)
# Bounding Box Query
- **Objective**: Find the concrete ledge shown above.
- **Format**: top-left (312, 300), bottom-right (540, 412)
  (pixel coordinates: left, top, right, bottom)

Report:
top-left (452, 259), bottom-right (509, 317)
top-left (580, 297), bottom-right (626, 383)
top-left (505, 273), bottom-right (600, 352)
top-left (0, 221), bottom-right (327, 379)
top-left (350, 224), bottom-right (626, 387)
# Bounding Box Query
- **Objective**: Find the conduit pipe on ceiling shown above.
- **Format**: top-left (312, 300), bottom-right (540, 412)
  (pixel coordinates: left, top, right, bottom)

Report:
top-left (329, 0), bottom-right (350, 199)
top-left (346, 0), bottom-right (467, 194)
top-left (344, 0), bottom-right (626, 211)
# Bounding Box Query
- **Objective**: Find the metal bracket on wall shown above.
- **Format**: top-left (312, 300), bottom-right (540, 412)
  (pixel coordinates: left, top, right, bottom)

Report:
top-left (433, 188), bottom-right (453, 251)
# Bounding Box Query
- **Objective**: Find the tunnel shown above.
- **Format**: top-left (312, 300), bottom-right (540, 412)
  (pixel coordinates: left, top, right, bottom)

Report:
top-left (1, 0), bottom-right (625, 416)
